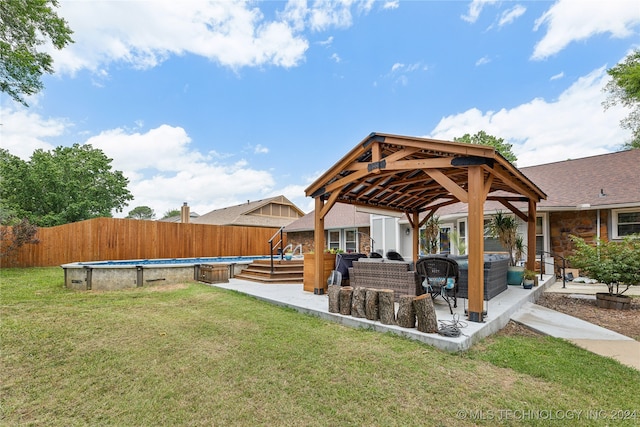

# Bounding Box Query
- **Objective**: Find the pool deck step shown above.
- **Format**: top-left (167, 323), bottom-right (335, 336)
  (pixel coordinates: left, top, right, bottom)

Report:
top-left (235, 259), bottom-right (303, 284)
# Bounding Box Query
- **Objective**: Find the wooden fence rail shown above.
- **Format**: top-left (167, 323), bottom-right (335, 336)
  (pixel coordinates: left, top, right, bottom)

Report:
top-left (2, 218), bottom-right (282, 268)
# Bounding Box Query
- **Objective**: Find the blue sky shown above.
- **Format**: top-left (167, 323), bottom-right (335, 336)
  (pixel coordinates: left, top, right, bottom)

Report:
top-left (2, 0), bottom-right (639, 216)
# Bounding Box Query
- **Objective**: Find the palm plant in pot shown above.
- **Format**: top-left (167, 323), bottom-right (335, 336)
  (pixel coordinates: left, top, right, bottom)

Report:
top-left (568, 235), bottom-right (640, 310)
top-left (486, 211), bottom-right (523, 285)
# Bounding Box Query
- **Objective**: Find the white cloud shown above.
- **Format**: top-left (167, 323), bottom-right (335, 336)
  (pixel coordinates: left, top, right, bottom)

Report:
top-left (0, 106), bottom-right (66, 159)
top-left (50, 0), bottom-right (383, 75)
top-left (461, 0), bottom-right (498, 23)
top-left (532, 0), bottom-right (640, 60)
top-left (317, 36), bottom-right (334, 46)
top-left (550, 72), bottom-right (564, 81)
top-left (383, 61), bottom-right (427, 87)
top-left (254, 144), bottom-right (269, 154)
top-left (383, 1), bottom-right (400, 10)
top-left (330, 53), bottom-right (341, 63)
top-left (428, 66), bottom-right (630, 167)
top-left (475, 56), bottom-right (491, 66)
top-left (308, 0), bottom-right (355, 32)
top-left (498, 4), bottom-right (526, 27)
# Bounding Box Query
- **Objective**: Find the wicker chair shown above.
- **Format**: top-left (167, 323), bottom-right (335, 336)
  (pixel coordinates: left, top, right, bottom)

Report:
top-left (415, 257), bottom-right (459, 314)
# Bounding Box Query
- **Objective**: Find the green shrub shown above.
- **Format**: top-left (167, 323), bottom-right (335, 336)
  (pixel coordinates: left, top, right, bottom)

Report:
top-left (569, 235), bottom-right (640, 295)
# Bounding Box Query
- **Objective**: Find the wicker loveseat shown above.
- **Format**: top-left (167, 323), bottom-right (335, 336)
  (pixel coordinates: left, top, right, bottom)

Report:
top-left (448, 254), bottom-right (510, 300)
top-left (348, 259), bottom-right (421, 301)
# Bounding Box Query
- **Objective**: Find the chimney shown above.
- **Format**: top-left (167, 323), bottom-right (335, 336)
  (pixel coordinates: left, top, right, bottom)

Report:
top-left (180, 202), bottom-right (190, 223)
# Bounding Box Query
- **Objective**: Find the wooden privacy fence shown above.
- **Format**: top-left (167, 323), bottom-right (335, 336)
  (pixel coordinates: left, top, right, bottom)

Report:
top-left (3, 217), bottom-right (283, 268)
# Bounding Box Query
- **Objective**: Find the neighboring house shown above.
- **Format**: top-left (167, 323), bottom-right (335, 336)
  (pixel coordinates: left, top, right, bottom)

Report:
top-left (192, 195), bottom-right (305, 228)
top-left (284, 203), bottom-right (373, 254)
top-left (389, 149), bottom-right (640, 274)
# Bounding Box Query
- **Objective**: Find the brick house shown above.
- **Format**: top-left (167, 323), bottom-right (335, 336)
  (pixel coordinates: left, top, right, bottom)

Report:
top-left (287, 150), bottom-right (640, 275)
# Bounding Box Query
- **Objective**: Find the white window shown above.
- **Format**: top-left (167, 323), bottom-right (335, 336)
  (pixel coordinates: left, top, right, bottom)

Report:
top-left (612, 208), bottom-right (640, 239)
top-left (328, 230), bottom-right (340, 250)
top-left (535, 216), bottom-right (544, 256)
top-left (456, 220), bottom-right (466, 255)
top-left (345, 229), bottom-right (357, 253)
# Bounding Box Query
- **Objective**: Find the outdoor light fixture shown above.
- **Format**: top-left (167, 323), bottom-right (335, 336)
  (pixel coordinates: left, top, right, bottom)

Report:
top-left (405, 228), bottom-right (410, 235)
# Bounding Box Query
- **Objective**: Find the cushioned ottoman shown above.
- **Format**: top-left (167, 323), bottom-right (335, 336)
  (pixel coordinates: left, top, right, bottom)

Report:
top-left (451, 254), bottom-right (509, 300)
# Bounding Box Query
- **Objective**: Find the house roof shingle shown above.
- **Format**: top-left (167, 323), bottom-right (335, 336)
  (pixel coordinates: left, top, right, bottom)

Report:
top-left (284, 203), bottom-right (371, 232)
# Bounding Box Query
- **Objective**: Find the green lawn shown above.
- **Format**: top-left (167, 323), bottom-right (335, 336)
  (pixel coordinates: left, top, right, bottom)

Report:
top-left (2, 268), bottom-right (639, 426)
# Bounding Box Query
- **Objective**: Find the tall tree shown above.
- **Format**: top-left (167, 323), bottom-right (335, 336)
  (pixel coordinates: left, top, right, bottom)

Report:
top-left (162, 208), bottom-right (181, 219)
top-left (604, 49), bottom-right (640, 149)
top-left (126, 206), bottom-right (155, 220)
top-left (0, 144), bottom-right (133, 226)
top-left (454, 131), bottom-right (518, 164)
top-left (0, 0), bottom-right (73, 106)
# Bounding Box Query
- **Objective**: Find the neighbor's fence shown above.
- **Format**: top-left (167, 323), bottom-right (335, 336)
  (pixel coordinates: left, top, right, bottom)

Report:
top-left (2, 217), bottom-right (282, 268)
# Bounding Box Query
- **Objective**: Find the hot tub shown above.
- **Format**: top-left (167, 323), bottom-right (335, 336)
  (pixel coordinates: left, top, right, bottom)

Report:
top-left (61, 256), bottom-right (270, 291)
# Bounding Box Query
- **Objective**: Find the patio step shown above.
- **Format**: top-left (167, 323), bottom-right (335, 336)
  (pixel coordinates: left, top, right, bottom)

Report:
top-left (235, 259), bottom-right (303, 284)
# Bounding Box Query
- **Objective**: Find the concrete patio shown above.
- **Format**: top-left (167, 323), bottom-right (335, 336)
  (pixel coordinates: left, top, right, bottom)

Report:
top-left (212, 274), bottom-right (557, 352)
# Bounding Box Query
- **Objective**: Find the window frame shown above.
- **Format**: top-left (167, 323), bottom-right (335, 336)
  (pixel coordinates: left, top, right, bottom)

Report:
top-left (612, 208), bottom-right (640, 239)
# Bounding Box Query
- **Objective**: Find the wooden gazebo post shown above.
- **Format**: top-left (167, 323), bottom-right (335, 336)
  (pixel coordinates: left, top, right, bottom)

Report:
top-left (527, 199), bottom-right (537, 271)
top-left (467, 165), bottom-right (486, 322)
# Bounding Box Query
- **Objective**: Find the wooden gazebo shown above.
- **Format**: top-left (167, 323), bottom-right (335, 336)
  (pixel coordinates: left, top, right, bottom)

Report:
top-left (304, 133), bottom-right (547, 322)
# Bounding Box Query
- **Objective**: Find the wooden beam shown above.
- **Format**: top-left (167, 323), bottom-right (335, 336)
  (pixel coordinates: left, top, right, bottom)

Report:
top-left (527, 199), bottom-right (537, 271)
top-left (324, 169), bottom-right (370, 193)
top-left (483, 174), bottom-right (494, 200)
top-left (486, 164), bottom-right (540, 201)
top-left (319, 191), bottom-right (340, 219)
top-left (405, 212), bottom-right (415, 229)
top-left (496, 198), bottom-right (528, 222)
top-left (486, 195), bottom-right (529, 202)
top-left (419, 210), bottom-right (435, 228)
top-left (372, 141), bottom-right (381, 162)
top-left (417, 200), bottom-right (460, 227)
top-left (383, 158), bottom-right (453, 171)
top-left (425, 169), bottom-right (469, 203)
top-left (382, 135), bottom-right (496, 158)
top-left (467, 165), bottom-right (485, 323)
top-left (344, 147), bottom-right (421, 171)
top-left (313, 197), bottom-right (325, 295)
top-left (412, 211), bottom-right (420, 265)
top-left (367, 141), bottom-right (383, 174)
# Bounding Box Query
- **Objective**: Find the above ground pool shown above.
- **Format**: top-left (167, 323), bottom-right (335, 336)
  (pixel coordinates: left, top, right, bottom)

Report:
top-left (62, 256), bottom-right (270, 291)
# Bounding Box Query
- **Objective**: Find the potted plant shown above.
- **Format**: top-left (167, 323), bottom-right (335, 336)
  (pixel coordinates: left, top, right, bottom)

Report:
top-left (486, 211), bottom-right (523, 285)
top-left (569, 235), bottom-right (640, 310)
top-left (522, 269), bottom-right (536, 289)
